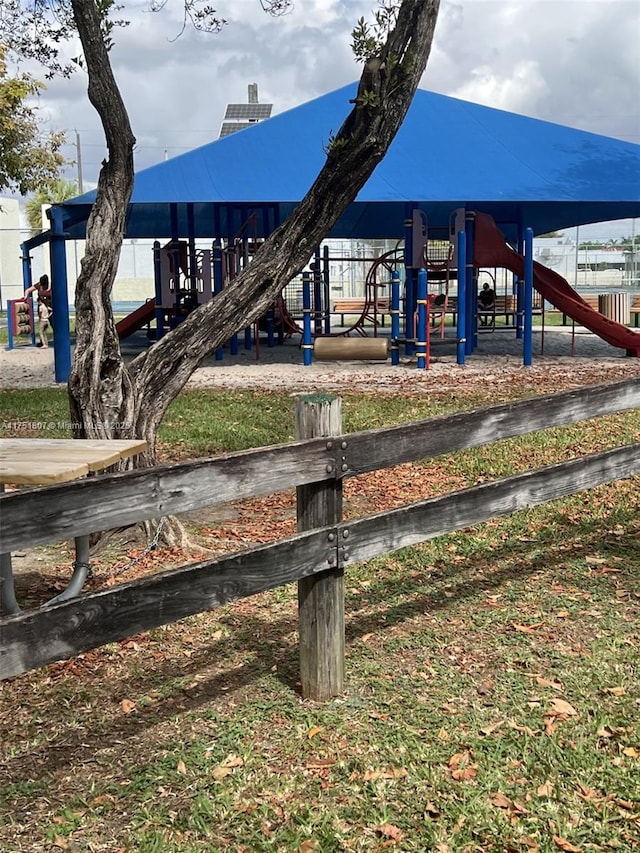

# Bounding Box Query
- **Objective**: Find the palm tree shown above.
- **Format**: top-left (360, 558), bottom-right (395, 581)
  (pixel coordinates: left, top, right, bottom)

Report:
top-left (25, 178), bottom-right (79, 235)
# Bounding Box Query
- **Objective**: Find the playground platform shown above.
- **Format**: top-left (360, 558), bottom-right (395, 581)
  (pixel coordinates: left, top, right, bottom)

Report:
top-left (118, 321), bottom-right (640, 366)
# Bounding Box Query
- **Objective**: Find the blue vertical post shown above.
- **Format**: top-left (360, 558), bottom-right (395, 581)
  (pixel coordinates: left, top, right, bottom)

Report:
top-left (261, 205), bottom-right (278, 348)
top-left (302, 271), bottom-right (313, 366)
top-left (403, 212), bottom-right (415, 356)
top-left (48, 206), bottom-right (71, 383)
top-left (169, 203), bottom-right (184, 330)
top-left (515, 224), bottom-right (524, 339)
top-left (226, 211), bottom-right (239, 356)
top-left (323, 245), bottom-right (331, 334)
top-left (456, 230), bottom-right (467, 365)
top-left (21, 244), bottom-right (33, 293)
top-left (187, 203), bottom-right (197, 296)
top-left (266, 307), bottom-right (275, 348)
top-left (313, 251), bottom-right (322, 336)
top-left (523, 227), bottom-right (534, 366)
top-left (153, 240), bottom-right (165, 340)
top-left (7, 302), bottom-right (15, 350)
top-left (20, 248), bottom-right (36, 346)
top-left (213, 241), bottom-right (224, 360)
top-left (465, 213), bottom-right (475, 355)
top-left (390, 269), bottom-right (400, 366)
top-left (416, 268), bottom-right (427, 370)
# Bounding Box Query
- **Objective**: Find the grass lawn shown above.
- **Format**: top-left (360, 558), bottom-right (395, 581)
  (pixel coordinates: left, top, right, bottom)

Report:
top-left (0, 382), bottom-right (638, 852)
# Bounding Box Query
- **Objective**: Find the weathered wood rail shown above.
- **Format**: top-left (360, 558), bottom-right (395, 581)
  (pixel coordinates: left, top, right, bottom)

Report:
top-left (1, 378), bottom-right (639, 691)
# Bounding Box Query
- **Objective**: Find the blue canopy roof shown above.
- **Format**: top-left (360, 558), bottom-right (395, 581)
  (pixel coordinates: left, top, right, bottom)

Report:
top-left (56, 83), bottom-right (640, 243)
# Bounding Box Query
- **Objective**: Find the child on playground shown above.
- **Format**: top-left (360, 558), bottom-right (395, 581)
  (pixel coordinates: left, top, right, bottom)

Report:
top-left (36, 300), bottom-right (52, 348)
top-left (24, 274), bottom-right (53, 348)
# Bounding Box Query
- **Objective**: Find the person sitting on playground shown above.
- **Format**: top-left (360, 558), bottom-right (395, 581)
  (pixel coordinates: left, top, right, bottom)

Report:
top-left (478, 282), bottom-right (495, 325)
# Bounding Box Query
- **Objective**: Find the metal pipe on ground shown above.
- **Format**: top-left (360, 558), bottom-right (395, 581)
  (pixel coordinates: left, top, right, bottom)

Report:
top-left (313, 337), bottom-right (390, 361)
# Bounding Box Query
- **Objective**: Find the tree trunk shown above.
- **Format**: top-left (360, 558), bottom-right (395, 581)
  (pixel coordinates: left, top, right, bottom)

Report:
top-left (68, 0), bottom-right (440, 465)
top-left (67, 0), bottom-right (138, 448)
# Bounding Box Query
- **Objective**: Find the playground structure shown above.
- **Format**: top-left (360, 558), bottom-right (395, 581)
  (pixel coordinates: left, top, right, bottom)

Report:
top-left (116, 219), bottom-right (301, 356)
top-left (14, 82), bottom-right (639, 381)
top-left (111, 207), bottom-right (640, 367)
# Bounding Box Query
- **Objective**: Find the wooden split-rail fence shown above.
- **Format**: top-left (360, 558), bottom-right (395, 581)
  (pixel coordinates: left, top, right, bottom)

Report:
top-left (1, 379), bottom-right (639, 696)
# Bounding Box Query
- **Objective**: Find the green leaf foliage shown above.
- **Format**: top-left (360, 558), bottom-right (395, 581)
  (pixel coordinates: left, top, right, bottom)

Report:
top-left (0, 47), bottom-right (66, 195)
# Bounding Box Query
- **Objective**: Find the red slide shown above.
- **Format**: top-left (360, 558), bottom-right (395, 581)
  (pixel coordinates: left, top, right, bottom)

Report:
top-left (474, 212), bottom-right (640, 357)
top-left (116, 300), bottom-right (156, 340)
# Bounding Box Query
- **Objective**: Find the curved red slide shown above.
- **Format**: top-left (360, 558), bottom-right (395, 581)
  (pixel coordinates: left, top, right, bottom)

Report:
top-left (115, 300), bottom-right (156, 340)
top-left (474, 212), bottom-right (640, 357)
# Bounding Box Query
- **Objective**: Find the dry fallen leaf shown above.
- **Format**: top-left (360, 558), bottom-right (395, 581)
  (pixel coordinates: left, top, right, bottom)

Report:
top-left (513, 621), bottom-right (545, 633)
top-left (448, 752), bottom-right (477, 782)
top-left (548, 698), bottom-right (579, 717)
top-left (451, 766), bottom-right (478, 781)
top-left (576, 783), bottom-right (601, 802)
top-left (177, 759), bottom-right (187, 775)
top-left (363, 767), bottom-right (408, 781)
top-left (120, 698), bottom-right (136, 714)
top-left (212, 765), bottom-right (233, 780)
top-left (491, 792), bottom-right (513, 809)
top-left (306, 758), bottom-right (335, 769)
top-left (603, 686), bottom-right (626, 696)
top-left (211, 754), bottom-right (244, 780)
top-left (553, 836), bottom-right (581, 852)
top-left (537, 779), bottom-right (554, 797)
top-left (53, 836), bottom-right (69, 850)
top-left (424, 801), bottom-right (440, 819)
top-left (298, 841), bottom-right (320, 852)
top-left (480, 720), bottom-right (505, 736)
top-left (535, 676), bottom-right (563, 691)
top-left (378, 823), bottom-right (403, 842)
top-left (307, 726), bottom-right (324, 739)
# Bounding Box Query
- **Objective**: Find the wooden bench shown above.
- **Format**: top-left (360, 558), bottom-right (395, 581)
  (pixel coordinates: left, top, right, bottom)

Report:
top-left (334, 292), bottom-right (640, 328)
top-left (478, 294), bottom-right (516, 323)
top-left (432, 294), bottom-right (518, 325)
top-left (333, 298), bottom-right (390, 326)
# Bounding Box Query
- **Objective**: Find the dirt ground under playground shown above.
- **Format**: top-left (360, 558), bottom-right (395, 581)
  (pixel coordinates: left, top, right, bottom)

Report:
top-left (1, 324), bottom-right (639, 394)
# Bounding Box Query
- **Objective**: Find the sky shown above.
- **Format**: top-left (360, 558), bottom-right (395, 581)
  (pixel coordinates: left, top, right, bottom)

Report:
top-left (30, 0), bottom-right (640, 241)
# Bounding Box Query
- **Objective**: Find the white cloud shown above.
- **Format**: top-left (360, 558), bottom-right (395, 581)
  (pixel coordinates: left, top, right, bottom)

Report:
top-left (451, 60), bottom-right (548, 114)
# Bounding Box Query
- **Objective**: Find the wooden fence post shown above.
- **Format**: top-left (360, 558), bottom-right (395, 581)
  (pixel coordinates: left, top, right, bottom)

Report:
top-left (295, 394), bottom-right (344, 700)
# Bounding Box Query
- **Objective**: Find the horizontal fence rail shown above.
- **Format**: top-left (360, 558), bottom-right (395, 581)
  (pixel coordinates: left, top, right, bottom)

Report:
top-left (2, 442), bottom-right (639, 679)
top-left (1, 377), bottom-right (639, 553)
top-left (344, 443), bottom-right (640, 564)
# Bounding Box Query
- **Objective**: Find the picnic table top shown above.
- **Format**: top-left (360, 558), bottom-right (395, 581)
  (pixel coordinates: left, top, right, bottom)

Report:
top-left (0, 438), bottom-right (148, 486)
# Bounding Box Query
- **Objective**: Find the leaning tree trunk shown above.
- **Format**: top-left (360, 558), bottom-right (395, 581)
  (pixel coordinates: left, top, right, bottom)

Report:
top-left (67, 0), bottom-right (137, 447)
top-left (68, 0), bottom-right (440, 468)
